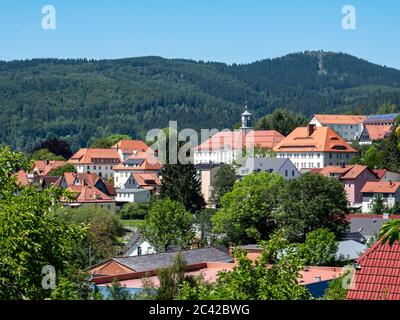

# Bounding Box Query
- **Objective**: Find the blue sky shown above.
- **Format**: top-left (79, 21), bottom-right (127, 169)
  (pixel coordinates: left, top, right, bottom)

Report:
top-left (0, 0), bottom-right (399, 68)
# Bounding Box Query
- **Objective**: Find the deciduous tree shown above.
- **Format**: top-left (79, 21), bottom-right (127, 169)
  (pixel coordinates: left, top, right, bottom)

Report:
top-left (141, 199), bottom-right (195, 252)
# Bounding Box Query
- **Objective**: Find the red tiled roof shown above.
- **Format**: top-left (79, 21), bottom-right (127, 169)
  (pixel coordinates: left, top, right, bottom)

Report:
top-left (273, 126), bottom-right (357, 153)
top-left (132, 172), bottom-right (160, 188)
top-left (70, 185), bottom-right (114, 203)
top-left (67, 149), bottom-right (121, 165)
top-left (364, 125), bottom-right (393, 141)
top-left (56, 172), bottom-right (116, 201)
top-left (33, 160), bottom-right (65, 176)
top-left (112, 140), bottom-right (149, 154)
top-left (319, 165), bottom-right (374, 180)
top-left (15, 170), bottom-right (29, 186)
top-left (113, 150), bottom-right (163, 171)
top-left (314, 114), bottom-right (367, 125)
top-left (372, 169), bottom-right (387, 180)
top-left (193, 130), bottom-right (284, 151)
top-left (361, 181), bottom-right (400, 194)
top-left (347, 240), bottom-right (400, 300)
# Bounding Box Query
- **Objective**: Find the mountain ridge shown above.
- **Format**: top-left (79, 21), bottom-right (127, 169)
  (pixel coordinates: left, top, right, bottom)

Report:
top-left (1, 51), bottom-right (400, 151)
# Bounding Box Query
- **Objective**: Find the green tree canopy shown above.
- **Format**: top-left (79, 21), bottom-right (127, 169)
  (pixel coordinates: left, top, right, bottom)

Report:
top-left (89, 134), bottom-right (131, 149)
top-left (31, 148), bottom-right (66, 161)
top-left (57, 206), bottom-right (122, 268)
top-left (380, 219), bottom-right (400, 245)
top-left (178, 233), bottom-right (310, 300)
top-left (297, 228), bottom-right (338, 266)
top-left (371, 194), bottom-right (385, 215)
top-left (141, 198), bottom-right (195, 252)
top-left (49, 163), bottom-right (77, 176)
top-left (160, 163), bottom-right (205, 213)
top-left (119, 202), bottom-right (150, 220)
top-left (0, 146), bottom-right (86, 299)
top-left (212, 172), bottom-right (284, 244)
top-left (210, 164), bottom-right (237, 207)
top-left (276, 172), bottom-right (349, 242)
top-left (254, 108), bottom-right (307, 136)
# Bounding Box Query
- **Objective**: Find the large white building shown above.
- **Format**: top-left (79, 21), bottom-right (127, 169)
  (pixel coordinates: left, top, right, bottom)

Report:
top-left (193, 107), bottom-right (285, 164)
top-left (309, 114), bottom-right (366, 141)
top-left (67, 148), bottom-right (121, 179)
top-left (273, 125), bottom-right (358, 170)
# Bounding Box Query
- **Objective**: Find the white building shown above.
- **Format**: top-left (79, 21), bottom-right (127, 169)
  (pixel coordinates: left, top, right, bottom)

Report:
top-left (309, 114), bottom-right (366, 141)
top-left (361, 181), bottom-right (400, 213)
top-left (273, 125), bottom-right (358, 170)
top-left (193, 107), bottom-right (284, 164)
top-left (67, 148), bottom-right (121, 179)
top-left (125, 231), bottom-right (156, 256)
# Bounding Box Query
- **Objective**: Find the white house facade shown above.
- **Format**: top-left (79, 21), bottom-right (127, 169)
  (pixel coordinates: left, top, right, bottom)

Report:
top-left (273, 125), bottom-right (358, 170)
top-left (361, 182), bottom-right (400, 213)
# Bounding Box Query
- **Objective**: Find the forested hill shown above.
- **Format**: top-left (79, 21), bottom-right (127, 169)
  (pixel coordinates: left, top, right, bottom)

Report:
top-left (1, 51), bottom-right (400, 152)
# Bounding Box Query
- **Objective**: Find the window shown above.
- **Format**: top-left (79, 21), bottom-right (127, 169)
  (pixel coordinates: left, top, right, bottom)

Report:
top-left (292, 170), bottom-right (295, 177)
top-left (94, 165), bottom-right (97, 170)
top-left (87, 166), bottom-right (90, 170)
top-left (285, 170), bottom-right (288, 177)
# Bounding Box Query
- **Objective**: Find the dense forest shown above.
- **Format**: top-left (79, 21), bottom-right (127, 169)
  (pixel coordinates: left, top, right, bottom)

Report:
top-left (1, 51), bottom-right (400, 152)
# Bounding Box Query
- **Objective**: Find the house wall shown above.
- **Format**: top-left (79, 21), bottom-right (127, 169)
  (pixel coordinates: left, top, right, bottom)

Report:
top-left (380, 172), bottom-right (400, 182)
top-left (310, 118), bottom-right (364, 141)
top-left (75, 164), bottom-right (115, 179)
top-left (128, 240), bottom-right (156, 256)
top-left (343, 170), bottom-right (378, 206)
top-left (276, 152), bottom-right (355, 170)
top-left (361, 190), bottom-right (400, 213)
top-left (278, 160), bottom-right (301, 180)
top-left (116, 189), bottom-right (150, 203)
top-left (194, 149), bottom-right (236, 164)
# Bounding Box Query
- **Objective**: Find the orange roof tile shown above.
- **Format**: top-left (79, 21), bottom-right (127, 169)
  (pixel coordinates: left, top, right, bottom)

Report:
top-left (319, 165), bottom-right (372, 180)
top-left (361, 181), bottom-right (400, 193)
top-left (273, 126), bottom-right (357, 153)
top-left (70, 185), bottom-right (114, 203)
top-left (364, 125), bottom-right (393, 141)
top-left (67, 148), bottom-right (121, 165)
top-left (347, 240), bottom-right (400, 300)
top-left (15, 170), bottom-right (29, 186)
top-left (193, 130), bottom-right (284, 151)
top-left (112, 140), bottom-right (149, 154)
top-left (33, 160), bottom-right (66, 176)
top-left (132, 172), bottom-right (160, 187)
top-left (314, 114), bottom-right (367, 125)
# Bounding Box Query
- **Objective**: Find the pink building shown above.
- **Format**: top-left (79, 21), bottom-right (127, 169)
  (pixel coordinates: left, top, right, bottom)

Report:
top-left (319, 165), bottom-right (378, 208)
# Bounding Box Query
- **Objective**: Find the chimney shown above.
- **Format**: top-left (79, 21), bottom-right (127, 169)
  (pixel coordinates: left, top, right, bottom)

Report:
top-left (308, 124), bottom-right (316, 136)
top-left (314, 276), bottom-right (322, 283)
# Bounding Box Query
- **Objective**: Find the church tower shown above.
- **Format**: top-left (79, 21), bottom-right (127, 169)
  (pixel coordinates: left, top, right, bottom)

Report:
top-left (241, 105), bottom-right (252, 131)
